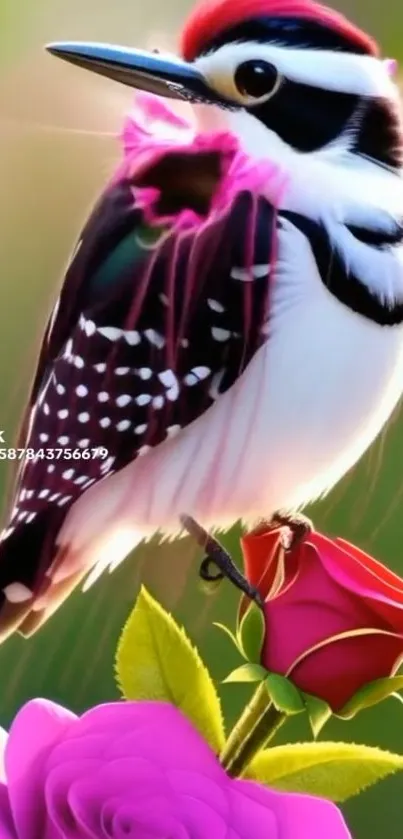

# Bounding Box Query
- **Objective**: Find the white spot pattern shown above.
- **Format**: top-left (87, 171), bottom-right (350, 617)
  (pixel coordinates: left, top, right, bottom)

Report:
top-left (231, 264), bottom-right (270, 281)
top-left (116, 395), bottom-right (131, 408)
top-left (117, 419), bottom-right (131, 431)
top-left (124, 330), bottom-right (140, 346)
top-left (84, 319), bottom-right (96, 336)
top-left (58, 496), bottom-right (72, 507)
top-left (98, 326), bottom-right (123, 342)
top-left (184, 373), bottom-right (199, 386)
top-left (207, 298), bottom-right (225, 313)
top-left (191, 366), bottom-right (210, 380)
top-left (4, 583), bottom-right (32, 603)
top-left (144, 328), bottom-right (165, 349)
top-left (211, 327), bottom-right (231, 342)
top-left (101, 456), bottom-right (115, 474)
top-left (158, 370), bottom-right (179, 401)
top-left (138, 445), bottom-right (151, 457)
top-left (166, 425), bottom-right (181, 438)
top-left (136, 394), bottom-right (151, 406)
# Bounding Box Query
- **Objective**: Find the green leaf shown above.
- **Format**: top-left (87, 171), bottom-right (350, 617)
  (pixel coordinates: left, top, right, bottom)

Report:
top-left (223, 663), bottom-right (267, 683)
top-left (237, 601), bottom-right (265, 662)
top-left (266, 673), bottom-right (305, 714)
top-left (337, 675), bottom-right (403, 719)
top-left (115, 586), bottom-right (225, 751)
top-left (213, 622), bottom-right (243, 655)
top-left (245, 741), bottom-right (403, 802)
top-left (303, 693), bottom-right (332, 738)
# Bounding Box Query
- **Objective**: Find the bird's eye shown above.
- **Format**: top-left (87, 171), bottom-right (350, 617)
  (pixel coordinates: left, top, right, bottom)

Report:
top-left (234, 60), bottom-right (280, 102)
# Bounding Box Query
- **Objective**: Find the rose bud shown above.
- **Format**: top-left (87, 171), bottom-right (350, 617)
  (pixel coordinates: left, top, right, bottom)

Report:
top-left (239, 526), bottom-right (403, 712)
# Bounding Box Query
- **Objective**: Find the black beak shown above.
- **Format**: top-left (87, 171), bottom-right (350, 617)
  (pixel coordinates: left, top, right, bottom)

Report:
top-left (46, 41), bottom-right (230, 107)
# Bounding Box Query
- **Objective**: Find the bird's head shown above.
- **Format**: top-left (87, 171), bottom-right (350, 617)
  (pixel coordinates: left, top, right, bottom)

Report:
top-left (47, 0), bottom-right (402, 171)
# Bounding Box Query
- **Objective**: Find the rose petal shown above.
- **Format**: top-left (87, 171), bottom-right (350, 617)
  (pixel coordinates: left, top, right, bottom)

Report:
top-left (309, 533), bottom-right (403, 628)
top-left (45, 734), bottom-right (114, 770)
top-left (0, 727), bottom-right (7, 783)
top-left (289, 629), bottom-right (403, 710)
top-left (72, 702), bottom-right (223, 776)
top-left (0, 784), bottom-right (16, 839)
top-left (45, 758), bottom-right (110, 839)
top-left (236, 781), bottom-right (351, 839)
top-left (46, 757), bottom-right (171, 838)
top-left (175, 795), bottom-right (229, 839)
top-left (241, 527), bottom-right (283, 593)
top-left (262, 544), bottom-right (379, 676)
top-left (106, 803), bottom-right (187, 839)
top-left (6, 699), bottom-right (76, 839)
top-left (169, 770), bottom-right (229, 820)
top-left (336, 538), bottom-right (403, 594)
top-left (228, 782), bottom-right (279, 839)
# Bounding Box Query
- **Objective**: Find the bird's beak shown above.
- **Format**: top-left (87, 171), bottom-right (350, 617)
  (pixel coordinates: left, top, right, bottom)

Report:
top-left (46, 41), bottom-right (229, 107)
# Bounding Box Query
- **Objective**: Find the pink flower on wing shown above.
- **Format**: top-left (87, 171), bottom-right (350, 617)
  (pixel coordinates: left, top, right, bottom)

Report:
top-left (0, 698), bottom-right (351, 839)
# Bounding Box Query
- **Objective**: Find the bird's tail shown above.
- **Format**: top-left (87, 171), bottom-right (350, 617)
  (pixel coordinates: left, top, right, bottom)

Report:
top-left (0, 507), bottom-right (73, 641)
top-left (0, 509), bottom-right (145, 642)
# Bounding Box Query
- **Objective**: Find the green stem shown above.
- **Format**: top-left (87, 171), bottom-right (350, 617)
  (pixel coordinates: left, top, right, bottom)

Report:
top-left (220, 681), bottom-right (286, 777)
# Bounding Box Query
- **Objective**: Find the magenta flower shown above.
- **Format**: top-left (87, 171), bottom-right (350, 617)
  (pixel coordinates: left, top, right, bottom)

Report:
top-left (0, 698), bottom-right (350, 839)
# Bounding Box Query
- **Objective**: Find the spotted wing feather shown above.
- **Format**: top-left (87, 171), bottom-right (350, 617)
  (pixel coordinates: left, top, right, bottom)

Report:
top-left (0, 170), bottom-right (276, 630)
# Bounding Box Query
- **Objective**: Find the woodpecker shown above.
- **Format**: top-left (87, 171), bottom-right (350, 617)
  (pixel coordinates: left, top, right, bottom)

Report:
top-left (1, 0), bottom-right (403, 641)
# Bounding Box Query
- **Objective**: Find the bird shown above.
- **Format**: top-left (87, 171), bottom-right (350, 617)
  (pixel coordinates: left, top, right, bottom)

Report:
top-left (1, 0), bottom-right (403, 641)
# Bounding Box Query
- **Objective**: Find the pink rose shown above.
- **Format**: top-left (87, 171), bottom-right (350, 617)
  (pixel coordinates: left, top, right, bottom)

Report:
top-left (241, 527), bottom-right (403, 710)
top-left (0, 698), bottom-right (350, 839)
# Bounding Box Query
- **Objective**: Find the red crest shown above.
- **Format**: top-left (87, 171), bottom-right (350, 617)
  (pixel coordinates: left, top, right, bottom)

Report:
top-left (180, 0), bottom-right (378, 61)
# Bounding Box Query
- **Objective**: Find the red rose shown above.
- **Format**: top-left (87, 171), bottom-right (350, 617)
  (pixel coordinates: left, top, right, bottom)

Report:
top-left (240, 527), bottom-right (403, 711)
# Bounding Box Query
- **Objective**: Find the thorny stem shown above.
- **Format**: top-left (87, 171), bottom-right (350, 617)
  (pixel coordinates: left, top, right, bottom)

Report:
top-left (220, 682), bottom-right (286, 777)
top-left (180, 514), bottom-right (263, 607)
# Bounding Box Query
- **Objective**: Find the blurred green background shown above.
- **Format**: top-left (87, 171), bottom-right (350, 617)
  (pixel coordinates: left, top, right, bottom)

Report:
top-left (1, 0), bottom-right (403, 836)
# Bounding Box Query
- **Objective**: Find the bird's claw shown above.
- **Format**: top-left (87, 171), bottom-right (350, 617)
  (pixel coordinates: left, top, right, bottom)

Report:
top-left (199, 556), bottom-right (224, 582)
top-left (270, 512), bottom-right (313, 551)
top-left (180, 514), bottom-right (263, 607)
